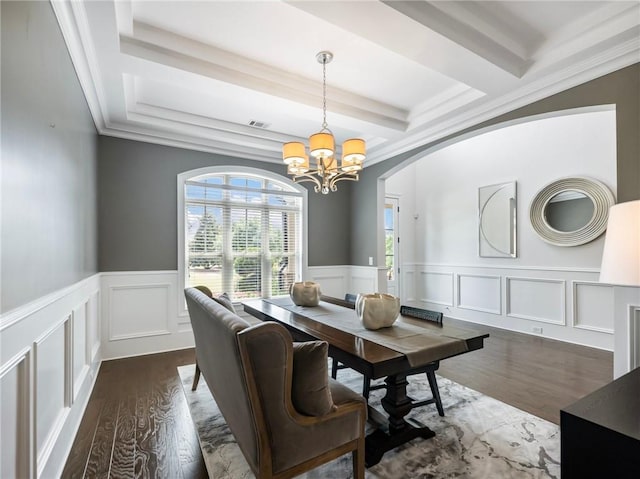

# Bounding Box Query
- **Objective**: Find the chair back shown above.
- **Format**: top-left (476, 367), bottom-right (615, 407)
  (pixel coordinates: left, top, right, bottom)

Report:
top-left (344, 293), bottom-right (358, 304)
top-left (400, 305), bottom-right (443, 324)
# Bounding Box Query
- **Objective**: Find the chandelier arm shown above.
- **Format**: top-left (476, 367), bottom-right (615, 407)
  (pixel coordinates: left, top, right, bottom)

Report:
top-left (328, 172), bottom-right (359, 190)
top-left (292, 173), bottom-right (322, 190)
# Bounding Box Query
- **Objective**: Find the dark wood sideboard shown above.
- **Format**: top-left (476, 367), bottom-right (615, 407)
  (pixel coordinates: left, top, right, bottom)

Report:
top-left (561, 366), bottom-right (640, 478)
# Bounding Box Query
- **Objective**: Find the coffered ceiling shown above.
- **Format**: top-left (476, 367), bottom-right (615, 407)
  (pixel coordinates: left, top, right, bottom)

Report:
top-left (53, 1), bottom-right (639, 166)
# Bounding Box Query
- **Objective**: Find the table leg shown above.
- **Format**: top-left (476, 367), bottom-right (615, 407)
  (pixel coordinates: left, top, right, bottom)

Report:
top-left (364, 373), bottom-right (435, 467)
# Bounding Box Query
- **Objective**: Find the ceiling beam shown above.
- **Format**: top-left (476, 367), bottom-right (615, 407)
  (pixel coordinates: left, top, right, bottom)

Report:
top-left (286, 0), bottom-right (521, 95)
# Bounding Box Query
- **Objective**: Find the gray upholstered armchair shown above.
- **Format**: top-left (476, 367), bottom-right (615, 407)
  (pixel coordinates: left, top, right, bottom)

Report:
top-left (185, 288), bottom-right (366, 478)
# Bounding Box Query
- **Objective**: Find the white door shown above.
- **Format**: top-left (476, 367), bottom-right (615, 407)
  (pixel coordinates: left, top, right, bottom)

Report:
top-left (384, 197), bottom-right (400, 297)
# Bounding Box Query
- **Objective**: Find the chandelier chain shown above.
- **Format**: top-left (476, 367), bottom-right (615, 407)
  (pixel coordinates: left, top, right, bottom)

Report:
top-left (322, 59), bottom-right (327, 130)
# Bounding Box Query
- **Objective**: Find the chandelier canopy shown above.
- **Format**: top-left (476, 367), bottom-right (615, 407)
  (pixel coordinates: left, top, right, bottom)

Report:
top-left (282, 51), bottom-right (365, 194)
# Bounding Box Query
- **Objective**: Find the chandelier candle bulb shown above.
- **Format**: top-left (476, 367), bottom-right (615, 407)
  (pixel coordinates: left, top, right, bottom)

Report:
top-left (288, 158), bottom-right (309, 175)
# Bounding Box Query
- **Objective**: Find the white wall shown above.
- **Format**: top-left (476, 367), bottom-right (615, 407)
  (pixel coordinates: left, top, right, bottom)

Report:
top-left (414, 109), bottom-right (616, 267)
top-left (0, 275), bottom-right (101, 478)
top-left (387, 108), bottom-right (618, 350)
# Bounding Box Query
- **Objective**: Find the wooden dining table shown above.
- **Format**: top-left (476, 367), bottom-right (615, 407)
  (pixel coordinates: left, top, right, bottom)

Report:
top-left (242, 296), bottom-right (489, 466)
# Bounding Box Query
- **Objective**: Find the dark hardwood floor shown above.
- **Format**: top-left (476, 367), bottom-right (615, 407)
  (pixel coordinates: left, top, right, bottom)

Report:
top-left (62, 324), bottom-right (612, 478)
top-left (62, 349), bottom-right (208, 479)
top-left (436, 318), bottom-right (612, 424)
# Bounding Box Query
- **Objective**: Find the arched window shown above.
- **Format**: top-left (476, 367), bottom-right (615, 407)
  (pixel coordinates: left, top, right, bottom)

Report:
top-left (178, 167), bottom-right (305, 305)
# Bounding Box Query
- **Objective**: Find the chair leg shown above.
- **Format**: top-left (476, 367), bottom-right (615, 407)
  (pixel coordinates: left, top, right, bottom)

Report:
top-left (352, 437), bottom-right (365, 479)
top-left (426, 370), bottom-right (444, 416)
top-left (362, 376), bottom-right (371, 400)
top-left (192, 362), bottom-right (201, 391)
top-left (331, 358), bottom-right (339, 379)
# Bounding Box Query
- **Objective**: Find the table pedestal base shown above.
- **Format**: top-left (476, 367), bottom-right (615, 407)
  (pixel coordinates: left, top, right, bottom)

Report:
top-left (365, 418), bottom-right (435, 466)
top-left (364, 373), bottom-right (436, 466)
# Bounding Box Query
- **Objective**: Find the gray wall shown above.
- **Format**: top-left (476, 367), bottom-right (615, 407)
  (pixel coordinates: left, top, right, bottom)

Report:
top-left (98, 136), bottom-right (351, 271)
top-left (351, 64), bottom-right (640, 266)
top-left (1, 1), bottom-right (98, 313)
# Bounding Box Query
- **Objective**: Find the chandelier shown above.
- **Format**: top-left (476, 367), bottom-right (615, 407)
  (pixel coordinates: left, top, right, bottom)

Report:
top-left (282, 51), bottom-right (365, 194)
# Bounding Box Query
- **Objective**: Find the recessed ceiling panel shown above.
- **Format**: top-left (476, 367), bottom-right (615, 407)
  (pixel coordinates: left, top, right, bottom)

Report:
top-left (51, 0), bottom-right (639, 165)
top-left (131, 0), bottom-right (465, 110)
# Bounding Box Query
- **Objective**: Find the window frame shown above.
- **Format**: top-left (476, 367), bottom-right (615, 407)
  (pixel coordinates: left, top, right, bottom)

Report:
top-left (177, 166), bottom-right (308, 318)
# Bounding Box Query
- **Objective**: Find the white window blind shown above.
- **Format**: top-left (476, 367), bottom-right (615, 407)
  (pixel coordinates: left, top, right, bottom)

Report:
top-left (184, 174), bottom-right (302, 300)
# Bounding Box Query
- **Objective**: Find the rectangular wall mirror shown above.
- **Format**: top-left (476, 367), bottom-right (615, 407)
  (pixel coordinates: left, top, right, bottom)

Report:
top-left (479, 181), bottom-right (517, 258)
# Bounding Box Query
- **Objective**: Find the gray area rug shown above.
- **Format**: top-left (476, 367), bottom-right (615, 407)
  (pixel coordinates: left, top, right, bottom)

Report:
top-left (178, 365), bottom-right (560, 478)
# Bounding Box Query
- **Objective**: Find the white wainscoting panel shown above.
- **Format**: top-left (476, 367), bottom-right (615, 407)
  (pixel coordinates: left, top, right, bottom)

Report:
top-left (402, 264), bottom-right (416, 303)
top-left (306, 265), bottom-right (381, 298)
top-left (87, 291), bottom-right (101, 362)
top-left (457, 274), bottom-right (501, 315)
top-left (101, 272), bottom-right (197, 359)
top-left (108, 284), bottom-right (171, 341)
top-left (34, 318), bottom-right (70, 474)
top-left (351, 266), bottom-right (380, 295)
top-left (349, 276), bottom-right (378, 294)
top-left (72, 302), bottom-right (90, 400)
top-left (405, 264), bottom-right (611, 350)
top-left (0, 350), bottom-right (31, 479)
top-left (629, 306), bottom-right (640, 370)
top-left (307, 266), bottom-right (349, 298)
top-left (0, 273), bottom-right (101, 479)
top-left (573, 282), bottom-right (614, 333)
top-left (101, 267), bottom-right (379, 359)
top-left (506, 277), bottom-right (566, 325)
top-left (420, 271), bottom-right (454, 306)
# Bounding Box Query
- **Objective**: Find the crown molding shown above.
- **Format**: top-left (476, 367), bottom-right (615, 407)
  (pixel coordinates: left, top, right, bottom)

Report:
top-left (99, 122), bottom-right (282, 164)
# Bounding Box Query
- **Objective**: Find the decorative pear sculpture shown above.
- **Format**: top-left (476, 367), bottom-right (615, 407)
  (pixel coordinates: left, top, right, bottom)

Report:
top-left (289, 281), bottom-right (321, 307)
top-left (355, 293), bottom-right (400, 330)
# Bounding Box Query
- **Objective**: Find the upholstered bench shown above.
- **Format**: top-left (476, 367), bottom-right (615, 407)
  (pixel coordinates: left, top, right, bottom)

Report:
top-left (185, 288), bottom-right (367, 478)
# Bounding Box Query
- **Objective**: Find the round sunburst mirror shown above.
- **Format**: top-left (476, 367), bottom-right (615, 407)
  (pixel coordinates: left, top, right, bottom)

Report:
top-left (529, 177), bottom-right (615, 246)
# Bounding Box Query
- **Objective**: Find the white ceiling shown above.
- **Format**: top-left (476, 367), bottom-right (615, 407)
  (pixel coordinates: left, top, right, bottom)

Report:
top-left (53, 0), bottom-right (640, 167)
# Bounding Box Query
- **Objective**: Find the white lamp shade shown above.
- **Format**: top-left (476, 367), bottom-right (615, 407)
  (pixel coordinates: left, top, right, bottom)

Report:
top-left (283, 142), bottom-right (306, 165)
top-left (599, 200), bottom-right (640, 286)
top-left (342, 138), bottom-right (366, 162)
top-left (309, 132), bottom-right (334, 159)
top-left (341, 138), bottom-right (365, 172)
